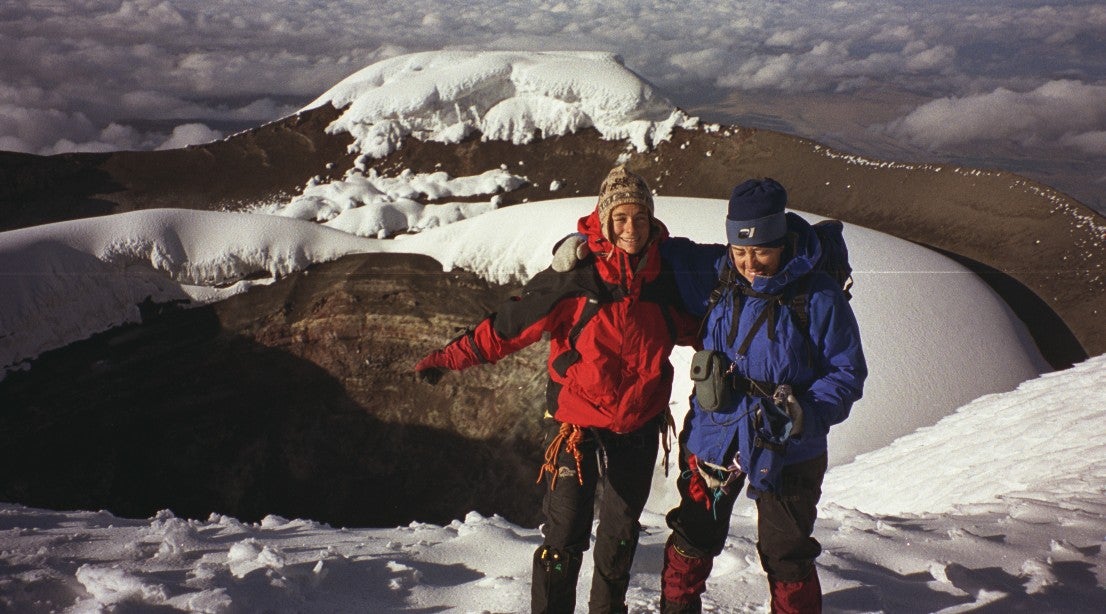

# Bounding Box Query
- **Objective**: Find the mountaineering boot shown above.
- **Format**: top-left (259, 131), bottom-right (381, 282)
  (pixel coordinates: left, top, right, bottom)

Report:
top-left (659, 536), bottom-right (713, 613)
top-left (768, 567), bottom-right (822, 614)
top-left (531, 545), bottom-right (583, 614)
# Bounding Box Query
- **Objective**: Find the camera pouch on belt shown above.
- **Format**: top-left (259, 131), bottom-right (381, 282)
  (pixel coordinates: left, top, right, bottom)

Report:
top-left (689, 350), bottom-right (734, 412)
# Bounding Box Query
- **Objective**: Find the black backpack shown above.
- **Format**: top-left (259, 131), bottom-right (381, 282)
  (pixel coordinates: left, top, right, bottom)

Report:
top-left (809, 219), bottom-right (853, 301)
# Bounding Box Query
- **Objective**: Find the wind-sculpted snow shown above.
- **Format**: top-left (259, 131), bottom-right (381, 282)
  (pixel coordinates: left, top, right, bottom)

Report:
top-left (824, 353), bottom-right (1106, 515)
top-left (302, 51), bottom-right (697, 158)
top-left (259, 167), bottom-right (525, 238)
top-left (0, 209), bottom-right (377, 376)
top-left (0, 198), bottom-right (1045, 470)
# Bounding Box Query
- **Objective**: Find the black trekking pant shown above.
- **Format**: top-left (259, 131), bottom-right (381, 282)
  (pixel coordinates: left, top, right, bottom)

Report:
top-left (532, 420), bottom-right (659, 614)
top-left (666, 450), bottom-right (827, 589)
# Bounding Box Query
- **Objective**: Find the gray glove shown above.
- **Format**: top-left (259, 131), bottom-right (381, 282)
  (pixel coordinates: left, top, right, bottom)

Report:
top-left (773, 384), bottom-right (804, 438)
top-left (551, 233), bottom-right (588, 272)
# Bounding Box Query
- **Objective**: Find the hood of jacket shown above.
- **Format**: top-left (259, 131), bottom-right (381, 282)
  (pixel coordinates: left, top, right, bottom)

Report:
top-left (739, 212), bottom-right (823, 295)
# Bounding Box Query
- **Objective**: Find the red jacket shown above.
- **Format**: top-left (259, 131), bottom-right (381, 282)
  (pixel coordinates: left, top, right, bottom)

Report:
top-left (443, 210), bottom-right (699, 433)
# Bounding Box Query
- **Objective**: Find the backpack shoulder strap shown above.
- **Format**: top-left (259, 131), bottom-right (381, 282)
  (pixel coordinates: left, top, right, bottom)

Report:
top-left (570, 261), bottom-right (621, 341)
top-left (700, 262), bottom-right (740, 340)
top-left (639, 258), bottom-right (682, 343)
top-left (783, 274), bottom-right (818, 366)
top-left (550, 261), bottom-right (622, 376)
top-left (787, 274), bottom-right (812, 332)
top-left (567, 295), bottom-right (602, 347)
top-left (493, 256), bottom-right (609, 338)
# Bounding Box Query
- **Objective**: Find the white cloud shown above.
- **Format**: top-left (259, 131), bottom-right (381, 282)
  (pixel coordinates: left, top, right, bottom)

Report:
top-left (99, 123), bottom-right (145, 147)
top-left (421, 12), bottom-right (444, 28)
top-left (49, 122), bottom-right (153, 154)
top-left (0, 103), bottom-right (98, 154)
top-left (885, 80), bottom-right (1106, 150)
top-left (106, 0), bottom-right (188, 29)
top-left (765, 27), bottom-right (810, 48)
top-left (155, 123), bottom-right (224, 150)
top-left (119, 90), bottom-right (206, 118)
top-left (871, 24), bottom-right (915, 44)
top-left (668, 48), bottom-right (731, 81)
top-left (715, 35), bottom-right (958, 93)
top-left (721, 54), bottom-right (799, 90)
top-left (228, 98), bottom-right (300, 121)
top-left (904, 44), bottom-right (956, 72)
top-left (1061, 130), bottom-right (1106, 156)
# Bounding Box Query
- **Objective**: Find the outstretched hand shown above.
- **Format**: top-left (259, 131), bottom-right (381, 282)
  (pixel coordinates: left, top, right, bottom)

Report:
top-left (551, 233), bottom-right (589, 272)
top-left (416, 365), bottom-right (447, 385)
top-left (414, 352), bottom-right (451, 385)
top-left (413, 330), bottom-right (485, 384)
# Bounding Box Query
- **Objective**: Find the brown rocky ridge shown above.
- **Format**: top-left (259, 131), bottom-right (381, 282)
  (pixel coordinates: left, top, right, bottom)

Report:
top-left (0, 253), bottom-right (549, 527)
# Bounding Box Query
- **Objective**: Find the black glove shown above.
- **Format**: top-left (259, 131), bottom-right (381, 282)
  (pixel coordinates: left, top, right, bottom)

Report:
top-left (415, 366), bottom-right (447, 385)
top-left (756, 398), bottom-right (793, 444)
top-left (773, 384), bottom-right (804, 437)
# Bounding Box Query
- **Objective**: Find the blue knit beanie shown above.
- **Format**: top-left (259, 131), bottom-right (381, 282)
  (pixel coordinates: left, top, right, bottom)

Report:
top-left (726, 178), bottom-right (788, 246)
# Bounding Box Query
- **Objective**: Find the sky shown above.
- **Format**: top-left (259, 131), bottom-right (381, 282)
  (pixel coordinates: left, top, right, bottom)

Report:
top-left (1, 46), bottom-right (1102, 612)
top-left (3, 0), bottom-right (1106, 211)
top-left (0, 198), bottom-right (1103, 612)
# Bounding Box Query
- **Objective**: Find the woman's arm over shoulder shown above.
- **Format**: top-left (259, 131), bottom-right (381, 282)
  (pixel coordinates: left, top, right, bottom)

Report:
top-left (799, 274), bottom-right (868, 438)
top-left (659, 237), bottom-right (727, 317)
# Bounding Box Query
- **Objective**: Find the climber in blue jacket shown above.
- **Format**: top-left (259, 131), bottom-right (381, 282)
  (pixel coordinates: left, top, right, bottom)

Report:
top-left (658, 178), bottom-right (867, 613)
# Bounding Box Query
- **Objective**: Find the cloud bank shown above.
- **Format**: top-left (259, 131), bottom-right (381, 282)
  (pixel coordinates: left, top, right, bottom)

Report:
top-left (1, 0), bottom-right (1104, 193)
top-left (885, 80), bottom-right (1106, 153)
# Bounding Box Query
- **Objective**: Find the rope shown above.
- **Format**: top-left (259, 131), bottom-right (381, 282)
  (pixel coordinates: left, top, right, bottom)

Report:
top-left (537, 422), bottom-right (585, 489)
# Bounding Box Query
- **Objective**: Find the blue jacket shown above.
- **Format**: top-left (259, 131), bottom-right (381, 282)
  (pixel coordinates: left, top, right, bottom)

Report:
top-left (661, 213), bottom-right (867, 494)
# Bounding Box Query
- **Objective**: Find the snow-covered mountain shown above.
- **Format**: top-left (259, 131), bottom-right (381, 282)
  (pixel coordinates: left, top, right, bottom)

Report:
top-left (1, 49), bottom-right (1103, 612)
top-left (4, 50), bottom-right (1102, 360)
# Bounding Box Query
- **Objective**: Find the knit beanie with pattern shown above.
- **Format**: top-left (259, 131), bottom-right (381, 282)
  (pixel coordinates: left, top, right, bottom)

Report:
top-left (597, 165), bottom-right (654, 230)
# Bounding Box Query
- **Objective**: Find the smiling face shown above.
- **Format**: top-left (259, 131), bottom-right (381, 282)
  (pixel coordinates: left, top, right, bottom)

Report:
top-left (608, 203), bottom-right (651, 255)
top-left (610, 204), bottom-right (650, 254)
top-left (730, 244), bottom-right (784, 283)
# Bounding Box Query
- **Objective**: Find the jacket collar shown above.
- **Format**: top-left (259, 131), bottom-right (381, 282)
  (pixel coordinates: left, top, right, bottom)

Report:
top-left (739, 212), bottom-right (821, 295)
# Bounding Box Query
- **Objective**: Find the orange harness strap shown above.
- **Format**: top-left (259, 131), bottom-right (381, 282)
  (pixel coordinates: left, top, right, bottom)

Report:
top-left (537, 422), bottom-right (585, 489)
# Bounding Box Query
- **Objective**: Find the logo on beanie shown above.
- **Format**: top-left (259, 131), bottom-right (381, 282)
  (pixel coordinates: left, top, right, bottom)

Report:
top-left (735, 226), bottom-right (757, 240)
